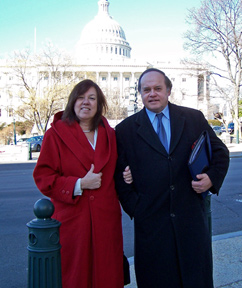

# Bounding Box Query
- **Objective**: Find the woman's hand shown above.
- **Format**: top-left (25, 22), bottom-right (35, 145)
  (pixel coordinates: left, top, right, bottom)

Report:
top-left (81, 164), bottom-right (102, 190)
top-left (123, 166), bottom-right (133, 184)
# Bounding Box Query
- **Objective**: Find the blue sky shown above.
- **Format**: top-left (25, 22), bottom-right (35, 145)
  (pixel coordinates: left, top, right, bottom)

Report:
top-left (0, 0), bottom-right (202, 60)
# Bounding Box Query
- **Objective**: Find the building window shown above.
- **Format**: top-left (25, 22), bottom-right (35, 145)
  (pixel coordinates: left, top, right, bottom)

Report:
top-left (9, 76), bottom-right (13, 81)
top-left (8, 108), bottom-right (13, 117)
top-left (125, 77), bottom-right (129, 81)
top-left (114, 77), bottom-right (118, 81)
top-left (115, 47), bottom-right (117, 54)
top-left (102, 77), bottom-right (106, 81)
top-left (182, 78), bottom-right (186, 82)
top-left (171, 78), bottom-right (175, 82)
top-left (0, 108), bottom-right (1, 117)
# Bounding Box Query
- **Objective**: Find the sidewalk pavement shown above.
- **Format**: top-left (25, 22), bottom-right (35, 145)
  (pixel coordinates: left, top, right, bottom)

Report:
top-left (0, 145), bottom-right (40, 163)
top-left (227, 142), bottom-right (242, 158)
top-left (125, 143), bottom-right (242, 288)
top-left (0, 141), bottom-right (242, 163)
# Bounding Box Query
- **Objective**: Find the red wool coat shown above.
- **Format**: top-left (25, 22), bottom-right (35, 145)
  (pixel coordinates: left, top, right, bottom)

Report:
top-left (33, 112), bottom-right (124, 288)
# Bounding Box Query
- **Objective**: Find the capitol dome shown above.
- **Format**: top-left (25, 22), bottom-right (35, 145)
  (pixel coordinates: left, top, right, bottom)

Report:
top-left (75, 0), bottom-right (132, 61)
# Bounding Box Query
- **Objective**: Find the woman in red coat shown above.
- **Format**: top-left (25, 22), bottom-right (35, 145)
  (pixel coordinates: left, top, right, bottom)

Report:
top-left (33, 79), bottom-right (129, 288)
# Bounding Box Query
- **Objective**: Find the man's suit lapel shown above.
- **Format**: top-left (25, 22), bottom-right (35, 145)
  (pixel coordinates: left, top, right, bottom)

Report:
top-left (135, 104), bottom-right (186, 155)
top-left (136, 108), bottom-right (167, 155)
top-left (169, 103), bottom-right (186, 154)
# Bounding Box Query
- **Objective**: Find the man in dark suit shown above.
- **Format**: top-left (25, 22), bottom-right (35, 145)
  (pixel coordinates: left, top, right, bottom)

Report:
top-left (115, 68), bottom-right (230, 288)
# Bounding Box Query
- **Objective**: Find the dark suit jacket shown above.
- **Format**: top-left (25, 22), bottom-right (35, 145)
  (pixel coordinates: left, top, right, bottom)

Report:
top-left (115, 103), bottom-right (229, 288)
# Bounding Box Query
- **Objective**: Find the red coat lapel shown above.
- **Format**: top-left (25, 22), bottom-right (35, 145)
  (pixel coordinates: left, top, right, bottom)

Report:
top-left (94, 123), bottom-right (110, 173)
top-left (54, 120), bottom-right (94, 171)
top-left (52, 117), bottom-right (115, 173)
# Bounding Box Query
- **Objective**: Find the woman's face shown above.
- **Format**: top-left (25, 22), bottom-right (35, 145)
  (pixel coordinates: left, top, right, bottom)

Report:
top-left (74, 87), bottom-right (98, 122)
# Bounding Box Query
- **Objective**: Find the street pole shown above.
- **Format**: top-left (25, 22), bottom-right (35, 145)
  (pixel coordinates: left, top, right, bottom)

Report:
top-left (134, 81), bottom-right (138, 113)
top-left (13, 118), bottom-right (17, 145)
top-left (236, 97), bottom-right (239, 144)
top-left (128, 81), bottom-right (138, 116)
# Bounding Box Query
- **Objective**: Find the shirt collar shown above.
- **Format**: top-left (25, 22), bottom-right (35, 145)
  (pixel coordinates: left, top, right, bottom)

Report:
top-left (145, 105), bottom-right (170, 123)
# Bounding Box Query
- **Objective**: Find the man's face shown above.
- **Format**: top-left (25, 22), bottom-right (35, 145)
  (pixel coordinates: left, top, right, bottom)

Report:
top-left (140, 71), bottom-right (170, 113)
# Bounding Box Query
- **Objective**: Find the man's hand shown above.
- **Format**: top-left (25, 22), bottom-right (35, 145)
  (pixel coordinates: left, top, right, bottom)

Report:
top-left (192, 173), bottom-right (212, 194)
top-left (81, 164), bottom-right (102, 190)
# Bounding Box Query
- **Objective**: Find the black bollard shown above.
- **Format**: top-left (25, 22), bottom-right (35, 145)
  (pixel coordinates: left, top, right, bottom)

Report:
top-left (28, 143), bottom-right (32, 160)
top-left (27, 198), bottom-right (62, 288)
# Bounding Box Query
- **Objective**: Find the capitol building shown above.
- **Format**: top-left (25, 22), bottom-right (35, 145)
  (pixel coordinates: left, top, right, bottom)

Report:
top-left (0, 0), bottom-right (227, 130)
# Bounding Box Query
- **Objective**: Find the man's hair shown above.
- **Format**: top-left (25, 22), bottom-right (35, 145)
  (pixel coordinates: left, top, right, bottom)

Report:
top-left (62, 79), bottom-right (108, 131)
top-left (138, 68), bottom-right (172, 93)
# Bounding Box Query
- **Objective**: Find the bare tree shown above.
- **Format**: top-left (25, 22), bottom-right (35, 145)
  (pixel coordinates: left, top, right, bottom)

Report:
top-left (104, 87), bottom-right (127, 121)
top-left (184, 0), bottom-right (242, 142)
top-left (9, 43), bottom-right (78, 134)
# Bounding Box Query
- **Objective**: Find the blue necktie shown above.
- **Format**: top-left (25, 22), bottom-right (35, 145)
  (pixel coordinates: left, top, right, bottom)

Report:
top-left (156, 113), bottom-right (168, 152)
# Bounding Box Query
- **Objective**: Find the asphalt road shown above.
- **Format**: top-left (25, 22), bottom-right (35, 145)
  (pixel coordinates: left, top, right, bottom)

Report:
top-left (0, 157), bottom-right (242, 288)
top-left (211, 157), bottom-right (242, 235)
top-left (0, 162), bottom-right (42, 288)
